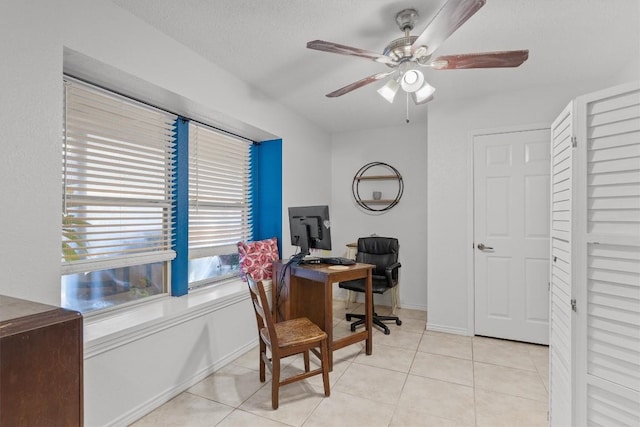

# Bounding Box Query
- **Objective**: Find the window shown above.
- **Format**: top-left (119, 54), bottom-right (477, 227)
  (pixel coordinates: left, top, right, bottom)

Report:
top-left (61, 78), bottom-right (176, 312)
top-left (187, 122), bottom-right (253, 288)
top-left (61, 78), bottom-right (256, 312)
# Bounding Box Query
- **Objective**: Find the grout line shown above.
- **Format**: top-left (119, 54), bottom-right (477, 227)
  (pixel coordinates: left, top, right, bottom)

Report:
top-left (471, 335), bottom-right (478, 427)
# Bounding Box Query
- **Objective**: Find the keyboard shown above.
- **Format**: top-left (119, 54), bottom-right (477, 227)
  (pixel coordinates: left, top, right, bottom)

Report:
top-left (320, 257), bottom-right (356, 266)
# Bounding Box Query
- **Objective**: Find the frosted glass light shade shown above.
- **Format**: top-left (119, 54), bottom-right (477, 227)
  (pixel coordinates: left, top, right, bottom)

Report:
top-left (412, 81), bottom-right (436, 104)
top-left (400, 69), bottom-right (424, 93)
top-left (377, 79), bottom-right (400, 103)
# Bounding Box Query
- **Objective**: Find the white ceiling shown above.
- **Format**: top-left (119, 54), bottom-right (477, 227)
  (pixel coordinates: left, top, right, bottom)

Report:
top-left (112, 0), bottom-right (639, 134)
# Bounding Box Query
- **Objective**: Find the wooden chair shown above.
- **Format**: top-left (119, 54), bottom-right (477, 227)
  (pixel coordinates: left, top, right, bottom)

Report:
top-left (246, 274), bottom-right (330, 409)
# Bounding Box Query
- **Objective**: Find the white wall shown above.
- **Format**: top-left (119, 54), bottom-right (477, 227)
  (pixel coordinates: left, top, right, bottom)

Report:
top-left (427, 70), bottom-right (640, 334)
top-left (84, 296), bottom-right (256, 426)
top-left (0, 1), bottom-right (64, 304)
top-left (331, 122), bottom-right (428, 311)
top-left (0, 1), bottom-right (332, 425)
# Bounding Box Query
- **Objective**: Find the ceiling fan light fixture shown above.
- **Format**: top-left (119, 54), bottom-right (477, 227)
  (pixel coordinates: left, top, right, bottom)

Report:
top-left (377, 78), bottom-right (400, 103)
top-left (400, 69), bottom-right (424, 93)
top-left (413, 81), bottom-right (436, 104)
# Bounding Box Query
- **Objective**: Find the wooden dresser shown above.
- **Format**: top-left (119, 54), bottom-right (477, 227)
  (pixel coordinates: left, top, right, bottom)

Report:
top-left (0, 295), bottom-right (83, 426)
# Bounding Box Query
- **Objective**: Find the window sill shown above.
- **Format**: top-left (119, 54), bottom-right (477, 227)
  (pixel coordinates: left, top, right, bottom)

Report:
top-left (84, 279), bottom-right (255, 359)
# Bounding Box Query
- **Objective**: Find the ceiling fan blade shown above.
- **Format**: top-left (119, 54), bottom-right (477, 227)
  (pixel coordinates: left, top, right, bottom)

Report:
top-left (429, 50), bottom-right (529, 69)
top-left (326, 71), bottom-right (396, 98)
top-left (411, 0), bottom-right (486, 57)
top-left (307, 40), bottom-right (396, 65)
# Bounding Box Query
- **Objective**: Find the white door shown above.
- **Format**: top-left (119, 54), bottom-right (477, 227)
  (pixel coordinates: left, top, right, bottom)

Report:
top-left (474, 127), bottom-right (551, 344)
top-left (573, 83), bottom-right (640, 426)
top-left (549, 102), bottom-right (574, 427)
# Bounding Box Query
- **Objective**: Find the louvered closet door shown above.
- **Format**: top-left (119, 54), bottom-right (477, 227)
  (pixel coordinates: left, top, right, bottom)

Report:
top-left (550, 102), bottom-right (574, 427)
top-left (574, 82), bottom-right (640, 426)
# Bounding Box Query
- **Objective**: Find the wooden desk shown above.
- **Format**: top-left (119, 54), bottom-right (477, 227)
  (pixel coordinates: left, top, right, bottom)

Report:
top-left (272, 261), bottom-right (373, 369)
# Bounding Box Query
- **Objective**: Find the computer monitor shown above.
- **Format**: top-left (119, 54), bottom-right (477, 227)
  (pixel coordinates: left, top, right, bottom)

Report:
top-left (288, 205), bottom-right (332, 256)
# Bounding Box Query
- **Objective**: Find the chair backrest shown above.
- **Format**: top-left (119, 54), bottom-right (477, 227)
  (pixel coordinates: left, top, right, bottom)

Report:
top-left (356, 237), bottom-right (399, 276)
top-left (246, 274), bottom-right (278, 347)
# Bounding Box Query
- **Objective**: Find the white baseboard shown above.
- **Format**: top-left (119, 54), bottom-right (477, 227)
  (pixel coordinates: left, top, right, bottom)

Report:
top-left (334, 287), bottom-right (427, 312)
top-left (399, 301), bottom-right (428, 312)
top-left (426, 322), bottom-right (472, 336)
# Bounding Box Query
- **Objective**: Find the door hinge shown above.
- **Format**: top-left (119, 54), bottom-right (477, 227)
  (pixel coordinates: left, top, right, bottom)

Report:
top-left (571, 136), bottom-right (577, 148)
top-left (548, 281), bottom-right (551, 291)
top-left (571, 298), bottom-right (577, 312)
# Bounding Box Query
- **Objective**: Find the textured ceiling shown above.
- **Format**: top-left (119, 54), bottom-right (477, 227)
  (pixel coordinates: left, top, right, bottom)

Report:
top-left (112, 0), bottom-right (639, 133)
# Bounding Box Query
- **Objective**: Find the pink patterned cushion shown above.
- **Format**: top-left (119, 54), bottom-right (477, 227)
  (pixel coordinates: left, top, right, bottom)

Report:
top-left (237, 237), bottom-right (279, 281)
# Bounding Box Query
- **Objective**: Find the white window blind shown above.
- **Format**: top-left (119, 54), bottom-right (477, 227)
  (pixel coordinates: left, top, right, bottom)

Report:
top-left (189, 122), bottom-right (252, 259)
top-left (62, 78), bottom-right (177, 275)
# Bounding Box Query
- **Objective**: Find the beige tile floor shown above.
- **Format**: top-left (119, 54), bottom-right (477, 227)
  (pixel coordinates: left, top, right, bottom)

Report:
top-left (131, 301), bottom-right (549, 427)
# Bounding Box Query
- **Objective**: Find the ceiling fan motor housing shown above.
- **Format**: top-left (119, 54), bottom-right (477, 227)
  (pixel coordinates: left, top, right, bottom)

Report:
top-left (385, 9), bottom-right (430, 65)
top-left (395, 8), bottom-right (418, 31)
top-left (383, 36), bottom-right (418, 63)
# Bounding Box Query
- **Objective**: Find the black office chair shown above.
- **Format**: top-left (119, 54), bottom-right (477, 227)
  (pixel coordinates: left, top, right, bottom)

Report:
top-left (338, 237), bottom-right (402, 335)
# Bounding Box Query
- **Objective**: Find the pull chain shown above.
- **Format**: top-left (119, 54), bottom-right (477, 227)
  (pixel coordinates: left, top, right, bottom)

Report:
top-left (405, 92), bottom-right (410, 124)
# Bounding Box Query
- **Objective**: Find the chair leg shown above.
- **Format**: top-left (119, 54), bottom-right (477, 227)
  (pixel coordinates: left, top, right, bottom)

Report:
top-left (391, 286), bottom-right (400, 315)
top-left (345, 289), bottom-right (359, 309)
top-left (345, 304), bottom-right (402, 335)
top-left (377, 314), bottom-right (402, 323)
top-left (349, 313), bottom-right (391, 334)
top-left (272, 357), bottom-right (280, 410)
top-left (259, 341), bottom-right (266, 382)
top-left (320, 339), bottom-right (330, 397)
top-left (303, 350), bottom-right (310, 372)
top-left (373, 316), bottom-right (390, 335)
top-left (346, 314), bottom-right (366, 331)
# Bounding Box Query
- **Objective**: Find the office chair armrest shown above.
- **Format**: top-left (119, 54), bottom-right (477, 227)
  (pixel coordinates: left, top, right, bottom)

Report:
top-left (385, 262), bottom-right (402, 282)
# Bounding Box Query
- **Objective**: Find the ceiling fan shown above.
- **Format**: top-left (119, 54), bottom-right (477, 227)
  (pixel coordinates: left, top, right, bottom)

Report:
top-left (307, 0), bottom-right (529, 106)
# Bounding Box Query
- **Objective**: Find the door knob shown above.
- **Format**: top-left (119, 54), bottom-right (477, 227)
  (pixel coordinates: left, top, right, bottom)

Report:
top-left (477, 243), bottom-right (494, 250)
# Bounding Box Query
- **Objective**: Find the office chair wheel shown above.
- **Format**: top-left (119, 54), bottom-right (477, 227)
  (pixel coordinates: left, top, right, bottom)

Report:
top-left (396, 319), bottom-right (402, 326)
top-left (346, 314), bottom-right (352, 321)
top-left (384, 328), bottom-right (391, 335)
top-left (350, 324), bottom-right (356, 332)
